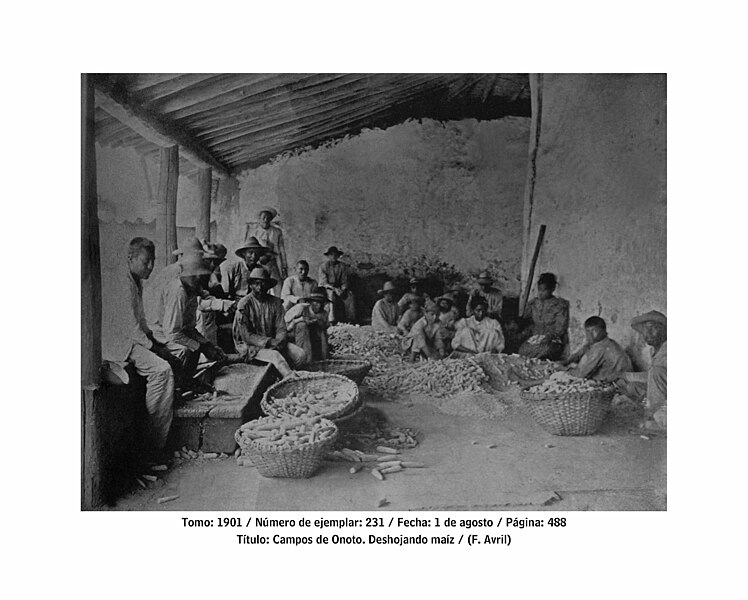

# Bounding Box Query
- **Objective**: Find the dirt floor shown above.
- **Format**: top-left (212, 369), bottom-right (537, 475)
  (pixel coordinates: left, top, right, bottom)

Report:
top-left (107, 388), bottom-right (666, 512)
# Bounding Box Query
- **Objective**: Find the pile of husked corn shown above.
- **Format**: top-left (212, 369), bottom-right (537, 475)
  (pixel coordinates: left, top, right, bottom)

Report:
top-left (527, 371), bottom-right (609, 394)
top-left (236, 415), bottom-right (336, 450)
top-left (477, 353), bottom-right (560, 388)
top-left (264, 388), bottom-right (355, 418)
top-left (368, 358), bottom-right (488, 398)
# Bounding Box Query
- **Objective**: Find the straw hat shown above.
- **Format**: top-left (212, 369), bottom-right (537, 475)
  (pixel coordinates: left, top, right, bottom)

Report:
top-left (435, 295), bottom-right (454, 306)
top-left (258, 206), bottom-right (278, 220)
top-left (178, 253), bottom-right (213, 277)
top-left (247, 267), bottom-right (277, 287)
top-left (377, 281), bottom-right (397, 295)
top-left (631, 310), bottom-right (666, 334)
top-left (324, 246), bottom-right (344, 257)
top-left (408, 276), bottom-right (421, 285)
top-left (172, 237), bottom-right (218, 259)
top-left (235, 236), bottom-right (272, 258)
top-left (304, 287), bottom-right (330, 303)
top-left (476, 270), bottom-right (493, 284)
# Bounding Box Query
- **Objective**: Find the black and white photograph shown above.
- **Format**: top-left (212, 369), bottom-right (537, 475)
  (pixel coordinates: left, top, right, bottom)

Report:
top-left (81, 73), bottom-right (666, 512)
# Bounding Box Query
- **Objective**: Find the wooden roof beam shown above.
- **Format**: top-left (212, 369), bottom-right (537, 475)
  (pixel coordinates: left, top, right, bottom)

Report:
top-left (93, 82), bottom-right (233, 179)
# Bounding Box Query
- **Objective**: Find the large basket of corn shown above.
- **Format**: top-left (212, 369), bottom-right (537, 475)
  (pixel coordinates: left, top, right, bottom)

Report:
top-left (520, 372), bottom-right (616, 436)
top-left (307, 358), bottom-right (373, 385)
top-left (234, 415), bottom-right (338, 478)
top-left (261, 372), bottom-right (360, 421)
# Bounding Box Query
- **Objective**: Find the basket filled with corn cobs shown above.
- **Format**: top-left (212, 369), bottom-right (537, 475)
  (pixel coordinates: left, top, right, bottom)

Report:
top-left (520, 371), bottom-right (616, 436)
top-left (234, 415), bottom-right (338, 478)
top-left (261, 371), bottom-right (361, 421)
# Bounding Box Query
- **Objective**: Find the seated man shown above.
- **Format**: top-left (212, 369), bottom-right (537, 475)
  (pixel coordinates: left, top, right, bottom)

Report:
top-left (397, 277), bottom-right (432, 317)
top-left (220, 236), bottom-right (272, 301)
top-left (284, 287), bottom-right (330, 362)
top-left (102, 237), bottom-right (176, 459)
top-left (435, 295), bottom-right (460, 349)
top-left (561, 316), bottom-right (632, 382)
top-left (451, 297), bottom-right (505, 354)
top-left (397, 297), bottom-right (424, 335)
top-left (281, 259), bottom-right (318, 311)
top-left (466, 270), bottom-right (503, 321)
top-left (371, 281), bottom-right (399, 333)
top-left (149, 253), bottom-right (227, 389)
top-left (318, 246), bottom-right (356, 324)
top-left (444, 283), bottom-right (468, 318)
top-left (232, 267), bottom-right (308, 377)
top-left (616, 311), bottom-right (667, 430)
top-left (402, 301), bottom-right (445, 361)
top-left (196, 242), bottom-right (234, 346)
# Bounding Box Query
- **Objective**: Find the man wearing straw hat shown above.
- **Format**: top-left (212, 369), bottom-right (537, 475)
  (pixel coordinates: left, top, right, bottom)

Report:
top-left (233, 267), bottom-right (308, 377)
top-left (616, 310), bottom-right (667, 430)
top-left (318, 246), bottom-right (356, 324)
top-left (284, 286), bottom-right (330, 361)
top-left (196, 242), bottom-right (234, 346)
top-left (245, 206), bottom-right (288, 296)
top-left (466, 270), bottom-right (503, 321)
top-left (397, 277), bottom-right (432, 317)
top-left (220, 235), bottom-right (272, 301)
top-left (149, 252), bottom-right (227, 392)
top-left (371, 281), bottom-right (400, 333)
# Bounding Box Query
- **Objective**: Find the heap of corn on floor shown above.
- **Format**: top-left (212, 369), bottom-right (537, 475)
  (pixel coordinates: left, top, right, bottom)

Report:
top-left (108, 388), bottom-right (666, 511)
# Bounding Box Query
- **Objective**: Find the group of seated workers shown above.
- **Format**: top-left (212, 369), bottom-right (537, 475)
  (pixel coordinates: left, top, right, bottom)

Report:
top-left (104, 206), bottom-right (667, 462)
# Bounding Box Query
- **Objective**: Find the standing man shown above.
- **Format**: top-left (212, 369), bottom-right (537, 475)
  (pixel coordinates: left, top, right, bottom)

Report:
top-left (245, 206), bottom-right (288, 296)
top-left (451, 297), bottom-right (505, 354)
top-left (371, 281), bottom-right (400, 333)
top-left (220, 236), bottom-right (271, 301)
top-left (149, 253), bottom-right (226, 388)
top-left (102, 238), bottom-right (176, 458)
top-left (562, 316), bottom-right (632, 382)
top-left (233, 268), bottom-right (308, 377)
top-left (318, 246), bottom-right (356, 324)
top-left (281, 259), bottom-right (318, 311)
top-left (616, 311), bottom-right (667, 430)
top-left (466, 271), bottom-right (503, 321)
top-left (284, 286), bottom-right (330, 361)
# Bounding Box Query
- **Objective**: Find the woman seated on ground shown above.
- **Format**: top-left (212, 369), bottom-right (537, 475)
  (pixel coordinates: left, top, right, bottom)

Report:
top-left (451, 297), bottom-right (505, 354)
top-left (402, 301), bottom-right (445, 361)
top-left (519, 272), bottom-right (569, 361)
top-left (397, 297), bottom-right (424, 335)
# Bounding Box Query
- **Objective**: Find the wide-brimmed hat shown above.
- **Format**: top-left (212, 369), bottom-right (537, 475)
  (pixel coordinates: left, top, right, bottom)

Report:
top-left (173, 237), bottom-right (218, 259)
top-left (258, 206), bottom-right (278, 220)
top-left (435, 295), bottom-right (454, 306)
top-left (324, 246), bottom-right (344, 257)
top-left (476, 270), bottom-right (493, 284)
top-left (236, 236), bottom-right (271, 258)
top-left (408, 277), bottom-right (421, 285)
top-left (178, 253), bottom-right (213, 277)
top-left (304, 287), bottom-right (330, 303)
top-left (377, 281), bottom-right (397, 295)
top-left (247, 266), bottom-right (277, 287)
top-left (448, 283), bottom-right (463, 293)
top-left (631, 310), bottom-right (667, 334)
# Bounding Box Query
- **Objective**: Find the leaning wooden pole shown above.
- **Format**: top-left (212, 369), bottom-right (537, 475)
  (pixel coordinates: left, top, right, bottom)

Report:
top-left (196, 167), bottom-right (212, 241)
top-left (81, 74), bottom-right (104, 509)
top-left (520, 224), bottom-right (546, 316)
top-left (156, 146), bottom-right (179, 266)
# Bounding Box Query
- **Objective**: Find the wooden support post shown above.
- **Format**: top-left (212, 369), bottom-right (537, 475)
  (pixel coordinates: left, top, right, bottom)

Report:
top-left (520, 224), bottom-right (547, 316)
top-left (81, 74), bottom-right (104, 509)
top-left (156, 146), bottom-right (179, 266)
top-left (196, 167), bottom-right (212, 241)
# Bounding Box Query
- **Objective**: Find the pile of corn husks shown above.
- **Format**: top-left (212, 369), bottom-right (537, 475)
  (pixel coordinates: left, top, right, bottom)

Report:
top-left (328, 324), bottom-right (404, 375)
top-left (474, 353), bottom-right (560, 390)
top-left (527, 371), bottom-right (609, 394)
top-left (367, 357), bottom-right (488, 398)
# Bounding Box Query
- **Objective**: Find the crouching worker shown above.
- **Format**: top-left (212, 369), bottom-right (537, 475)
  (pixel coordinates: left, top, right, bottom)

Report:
top-left (284, 287), bottom-right (330, 362)
top-left (402, 301), bottom-right (445, 361)
top-left (561, 316), bottom-right (632, 382)
top-left (451, 297), bottom-right (505, 354)
top-left (149, 253), bottom-right (227, 389)
top-left (103, 237), bottom-right (177, 458)
top-left (397, 296), bottom-right (424, 335)
top-left (232, 268), bottom-right (308, 377)
top-left (616, 311), bottom-right (667, 430)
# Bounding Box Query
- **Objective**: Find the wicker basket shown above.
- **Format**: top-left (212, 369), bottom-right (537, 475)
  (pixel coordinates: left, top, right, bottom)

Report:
top-left (307, 358), bottom-right (373, 385)
top-left (261, 372), bottom-right (359, 420)
top-left (521, 386), bottom-right (615, 436)
top-left (234, 418), bottom-right (338, 478)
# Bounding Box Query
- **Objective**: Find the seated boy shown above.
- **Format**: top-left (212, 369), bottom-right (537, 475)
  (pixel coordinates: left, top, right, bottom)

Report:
top-left (397, 297), bottom-right (424, 335)
top-left (561, 316), bottom-right (632, 382)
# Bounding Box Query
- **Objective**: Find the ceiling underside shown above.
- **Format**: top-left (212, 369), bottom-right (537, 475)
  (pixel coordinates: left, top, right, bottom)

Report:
top-left (92, 73), bottom-right (531, 177)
